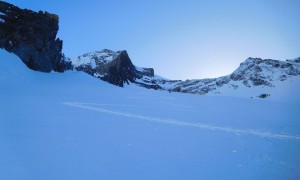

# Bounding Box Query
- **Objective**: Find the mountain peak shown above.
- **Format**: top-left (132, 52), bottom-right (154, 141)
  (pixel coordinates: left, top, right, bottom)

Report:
top-left (70, 49), bottom-right (138, 87)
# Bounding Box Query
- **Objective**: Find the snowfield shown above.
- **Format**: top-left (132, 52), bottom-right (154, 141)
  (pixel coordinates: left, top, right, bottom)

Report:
top-left (1, 50), bottom-right (300, 180)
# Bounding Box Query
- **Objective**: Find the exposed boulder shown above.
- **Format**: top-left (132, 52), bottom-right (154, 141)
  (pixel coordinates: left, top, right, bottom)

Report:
top-left (0, 1), bottom-right (71, 72)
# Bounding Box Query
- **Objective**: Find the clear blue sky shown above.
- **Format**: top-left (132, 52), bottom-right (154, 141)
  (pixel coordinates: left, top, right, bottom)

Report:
top-left (6, 0), bottom-right (300, 80)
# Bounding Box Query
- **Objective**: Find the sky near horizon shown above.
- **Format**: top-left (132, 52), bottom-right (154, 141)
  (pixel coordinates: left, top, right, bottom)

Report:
top-left (4, 0), bottom-right (300, 80)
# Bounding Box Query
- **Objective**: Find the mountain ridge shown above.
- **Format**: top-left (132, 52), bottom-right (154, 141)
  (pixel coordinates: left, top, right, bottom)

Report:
top-left (0, 1), bottom-right (299, 99)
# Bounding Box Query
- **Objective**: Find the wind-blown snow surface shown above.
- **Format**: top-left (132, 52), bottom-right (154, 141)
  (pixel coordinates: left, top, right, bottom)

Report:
top-left (1, 51), bottom-right (300, 180)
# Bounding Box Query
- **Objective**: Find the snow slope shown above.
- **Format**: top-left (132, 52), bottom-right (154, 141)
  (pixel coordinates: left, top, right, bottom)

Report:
top-left (70, 49), bottom-right (122, 69)
top-left (1, 50), bottom-right (300, 180)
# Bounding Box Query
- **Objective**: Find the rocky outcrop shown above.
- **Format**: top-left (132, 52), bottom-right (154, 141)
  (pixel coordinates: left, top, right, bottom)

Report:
top-left (70, 49), bottom-right (153, 87)
top-left (0, 1), bottom-right (71, 72)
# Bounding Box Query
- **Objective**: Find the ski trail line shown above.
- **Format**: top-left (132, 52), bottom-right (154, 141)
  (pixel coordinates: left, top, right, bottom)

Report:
top-left (63, 102), bottom-right (300, 141)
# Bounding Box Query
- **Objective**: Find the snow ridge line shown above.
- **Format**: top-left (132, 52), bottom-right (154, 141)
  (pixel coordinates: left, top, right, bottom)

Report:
top-left (63, 102), bottom-right (300, 141)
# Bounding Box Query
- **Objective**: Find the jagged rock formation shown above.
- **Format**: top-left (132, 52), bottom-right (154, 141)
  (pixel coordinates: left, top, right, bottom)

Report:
top-left (69, 49), bottom-right (157, 87)
top-left (0, 1), bottom-right (70, 72)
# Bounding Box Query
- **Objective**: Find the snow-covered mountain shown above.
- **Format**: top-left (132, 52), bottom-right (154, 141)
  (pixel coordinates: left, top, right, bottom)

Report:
top-left (69, 49), bottom-right (300, 100)
top-left (1, 2), bottom-right (300, 179)
top-left (1, 49), bottom-right (300, 180)
top-left (69, 49), bottom-right (157, 88)
top-left (161, 57), bottom-right (300, 97)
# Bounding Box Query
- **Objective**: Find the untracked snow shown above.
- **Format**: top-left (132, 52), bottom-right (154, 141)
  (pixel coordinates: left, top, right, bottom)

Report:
top-left (69, 49), bottom-right (122, 68)
top-left (1, 50), bottom-right (300, 180)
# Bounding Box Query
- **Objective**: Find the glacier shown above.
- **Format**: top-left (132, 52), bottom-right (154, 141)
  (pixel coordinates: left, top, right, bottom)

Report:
top-left (1, 50), bottom-right (300, 180)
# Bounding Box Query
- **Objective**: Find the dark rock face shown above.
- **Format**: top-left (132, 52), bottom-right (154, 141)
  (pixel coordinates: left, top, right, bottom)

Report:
top-left (102, 50), bottom-right (136, 87)
top-left (0, 1), bottom-right (70, 72)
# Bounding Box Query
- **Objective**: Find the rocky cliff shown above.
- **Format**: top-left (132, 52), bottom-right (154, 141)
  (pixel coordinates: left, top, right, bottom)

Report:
top-left (0, 1), bottom-right (70, 72)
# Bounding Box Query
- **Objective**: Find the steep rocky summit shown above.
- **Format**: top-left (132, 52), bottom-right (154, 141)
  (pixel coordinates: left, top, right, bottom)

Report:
top-left (0, 1), bottom-right (70, 72)
top-left (69, 49), bottom-right (155, 87)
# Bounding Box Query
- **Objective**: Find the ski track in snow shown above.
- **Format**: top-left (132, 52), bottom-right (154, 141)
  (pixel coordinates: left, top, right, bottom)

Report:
top-left (76, 102), bottom-right (203, 113)
top-left (63, 102), bottom-right (300, 141)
